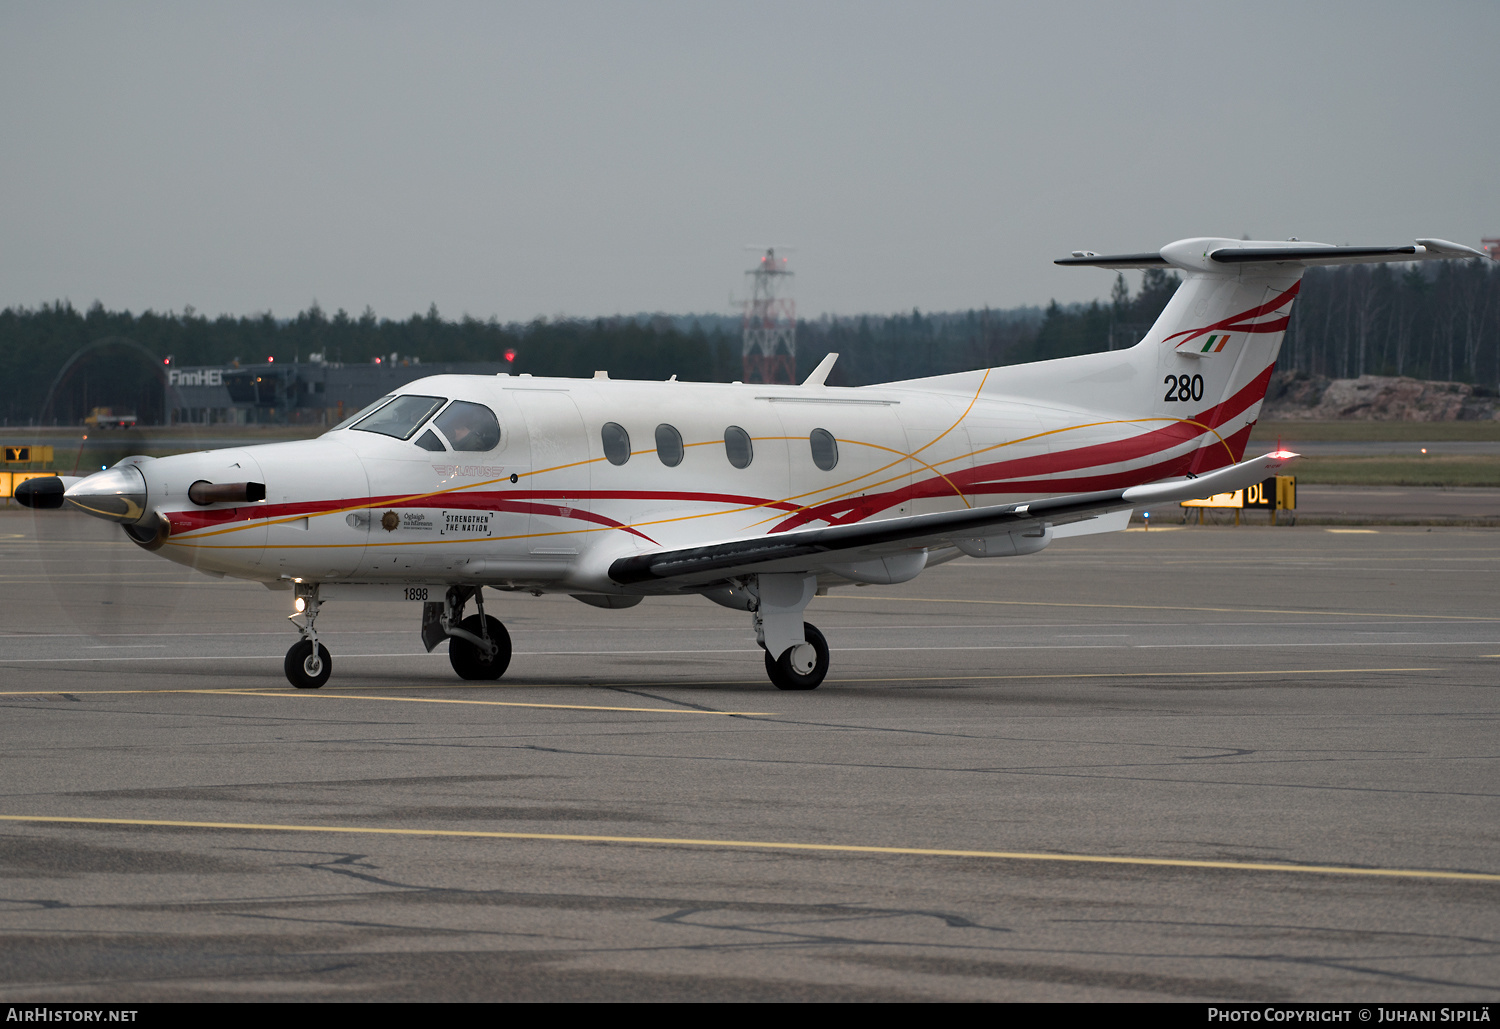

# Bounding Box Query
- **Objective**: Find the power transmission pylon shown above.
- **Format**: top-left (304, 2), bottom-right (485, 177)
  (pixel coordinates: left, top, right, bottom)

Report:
top-left (741, 247), bottom-right (795, 384)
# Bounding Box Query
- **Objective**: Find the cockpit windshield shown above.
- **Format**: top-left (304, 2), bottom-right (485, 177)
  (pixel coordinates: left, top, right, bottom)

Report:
top-left (349, 395), bottom-right (447, 440)
top-left (328, 395), bottom-right (394, 432)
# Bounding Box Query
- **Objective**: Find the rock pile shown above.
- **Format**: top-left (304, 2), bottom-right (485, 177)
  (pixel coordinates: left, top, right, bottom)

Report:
top-left (1261, 370), bottom-right (1500, 421)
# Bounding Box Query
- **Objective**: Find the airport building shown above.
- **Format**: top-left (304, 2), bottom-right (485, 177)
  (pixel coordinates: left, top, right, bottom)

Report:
top-left (166, 357), bottom-right (511, 426)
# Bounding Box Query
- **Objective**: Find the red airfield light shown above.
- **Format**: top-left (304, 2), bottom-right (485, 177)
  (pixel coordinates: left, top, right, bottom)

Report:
top-left (504, 349), bottom-right (517, 362)
top-left (267, 356), bottom-right (274, 363)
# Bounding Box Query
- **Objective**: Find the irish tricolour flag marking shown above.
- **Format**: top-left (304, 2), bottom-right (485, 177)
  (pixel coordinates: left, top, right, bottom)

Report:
top-left (1178, 333), bottom-right (1231, 354)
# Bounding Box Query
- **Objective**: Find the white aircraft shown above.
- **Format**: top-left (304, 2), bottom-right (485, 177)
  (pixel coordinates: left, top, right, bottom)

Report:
top-left (22, 237), bottom-right (1488, 690)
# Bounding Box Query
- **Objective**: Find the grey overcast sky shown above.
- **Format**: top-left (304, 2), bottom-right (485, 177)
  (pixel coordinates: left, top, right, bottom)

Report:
top-left (1, 1), bottom-right (1495, 321)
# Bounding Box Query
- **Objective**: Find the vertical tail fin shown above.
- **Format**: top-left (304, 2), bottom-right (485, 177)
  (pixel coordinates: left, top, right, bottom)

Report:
top-left (1002, 236), bottom-right (1489, 473)
top-left (902, 236), bottom-right (1488, 488)
top-left (1131, 250), bottom-right (1303, 468)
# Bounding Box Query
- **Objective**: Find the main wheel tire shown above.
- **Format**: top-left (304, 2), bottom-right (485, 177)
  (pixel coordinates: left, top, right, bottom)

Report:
top-left (449, 614), bottom-right (512, 680)
top-left (284, 640), bottom-right (332, 689)
top-left (764, 622), bottom-right (829, 691)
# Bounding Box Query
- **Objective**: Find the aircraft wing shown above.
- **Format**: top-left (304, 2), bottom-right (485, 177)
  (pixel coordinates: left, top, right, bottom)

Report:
top-left (609, 450), bottom-right (1296, 589)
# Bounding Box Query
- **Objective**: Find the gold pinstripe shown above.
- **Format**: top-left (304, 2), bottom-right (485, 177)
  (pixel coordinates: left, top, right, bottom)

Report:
top-left (165, 367), bottom-right (1240, 554)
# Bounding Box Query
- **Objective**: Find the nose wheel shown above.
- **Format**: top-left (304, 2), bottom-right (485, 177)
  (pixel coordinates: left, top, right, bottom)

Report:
top-left (285, 639), bottom-right (332, 689)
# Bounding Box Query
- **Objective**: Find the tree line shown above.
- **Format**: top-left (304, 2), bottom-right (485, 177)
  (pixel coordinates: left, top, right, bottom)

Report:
top-left (1, 259), bottom-right (1496, 425)
top-left (1279, 260), bottom-right (1500, 385)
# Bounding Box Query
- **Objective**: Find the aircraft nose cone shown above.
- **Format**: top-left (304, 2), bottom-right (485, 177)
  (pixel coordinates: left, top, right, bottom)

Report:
top-left (63, 465), bottom-right (148, 523)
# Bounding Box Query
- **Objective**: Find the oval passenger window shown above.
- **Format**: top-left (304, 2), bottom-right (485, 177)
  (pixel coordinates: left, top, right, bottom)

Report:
top-left (434, 401), bottom-right (501, 452)
top-left (724, 426), bottom-right (753, 469)
top-left (809, 428), bottom-right (838, 471)
top-left (655, 424), bottom-right (684, 467)
top-left (601, 422), bottom-right (631, 466)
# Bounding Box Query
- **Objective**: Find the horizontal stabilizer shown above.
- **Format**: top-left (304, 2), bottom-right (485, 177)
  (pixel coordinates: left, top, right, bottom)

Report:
top-left (1055, 251), bottom-right (1171, 269)
top-left (1208, 239), bottom-right (1489, 266)
top-left (1058, 238), bottom-right (1491, 271)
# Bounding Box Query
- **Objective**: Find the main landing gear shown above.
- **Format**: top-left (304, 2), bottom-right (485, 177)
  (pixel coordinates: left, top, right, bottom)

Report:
top-left (422, 586), bottom-right (512, 681)
top-left (764, 622), bottom-right (829, 691)
top-left (747, 573), bottom-right (831, 691)
top-left (282, 583), bottom-right (512, 689)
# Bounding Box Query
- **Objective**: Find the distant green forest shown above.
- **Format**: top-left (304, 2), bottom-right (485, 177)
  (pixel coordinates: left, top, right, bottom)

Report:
top-left (2, 259), bottom-right (1496, 426)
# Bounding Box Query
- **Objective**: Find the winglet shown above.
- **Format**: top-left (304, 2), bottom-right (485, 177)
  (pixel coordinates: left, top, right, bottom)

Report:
top-left (801, 352), bottom-right (838, 387)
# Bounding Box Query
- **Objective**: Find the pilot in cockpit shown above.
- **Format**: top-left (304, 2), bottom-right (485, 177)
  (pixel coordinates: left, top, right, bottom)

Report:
top-left (436, 401), bottom-right (501, 452)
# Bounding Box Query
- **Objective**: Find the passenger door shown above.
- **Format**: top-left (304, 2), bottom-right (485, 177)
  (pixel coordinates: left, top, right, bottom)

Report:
top-left (513, 390), bottom-right (591, 555)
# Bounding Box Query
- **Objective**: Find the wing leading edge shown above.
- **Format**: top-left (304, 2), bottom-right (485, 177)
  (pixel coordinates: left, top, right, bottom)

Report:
top-left (609, 451), bottom-right (1297, 588)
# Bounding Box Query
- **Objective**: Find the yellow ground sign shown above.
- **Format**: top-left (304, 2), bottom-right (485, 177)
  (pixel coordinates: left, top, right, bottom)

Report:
top-left (3, 445), bottom-right (54, 464)
top-left (1182, 489), bottom-right (1243, 509)
top-left (1180, 477), bottom-right (1295, 513)
top-left (0, 471), bottom-right (53, 499)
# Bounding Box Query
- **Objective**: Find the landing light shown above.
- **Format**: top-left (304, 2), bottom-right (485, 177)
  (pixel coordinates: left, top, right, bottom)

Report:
top-left (294, 597), bottom-right (306, 613)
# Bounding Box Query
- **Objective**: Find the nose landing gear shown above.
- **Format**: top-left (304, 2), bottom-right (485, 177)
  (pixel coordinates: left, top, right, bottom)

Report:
top-left (285, 584), bottom-right (331, 689)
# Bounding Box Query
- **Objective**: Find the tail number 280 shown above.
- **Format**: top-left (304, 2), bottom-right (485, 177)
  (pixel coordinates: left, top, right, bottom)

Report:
top-left (1164, 374), bottom-right (1205, 403)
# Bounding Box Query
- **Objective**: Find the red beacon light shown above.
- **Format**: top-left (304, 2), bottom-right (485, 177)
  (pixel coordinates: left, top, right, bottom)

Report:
top-left (503, 349), bottom-right (517, 362)
top-left (267, 356), bottom-right (274, 363)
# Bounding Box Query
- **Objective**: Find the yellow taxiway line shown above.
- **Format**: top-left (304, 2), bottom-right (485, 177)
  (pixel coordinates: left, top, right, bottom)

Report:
top-left (0, 813), bottom-right (1492, 883)
top-left (0, 664), bottom-right (1437, 702)
top-left (827, 666), bottom-right (1438, 683)
top-left (0, 666), bottom-right (1437, 697)
top-left (208, 689), bottom-right (774, 716)
top-left (831, 595), bottom-right (1500, 622)
top-left (0, 686), bottom-right (770, 716)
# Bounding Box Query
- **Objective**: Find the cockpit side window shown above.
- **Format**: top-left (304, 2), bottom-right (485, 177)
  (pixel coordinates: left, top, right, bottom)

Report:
top-left (434, 401), bottom-right (501, 452)
top-left (351, 394), bottom-right (447, 440)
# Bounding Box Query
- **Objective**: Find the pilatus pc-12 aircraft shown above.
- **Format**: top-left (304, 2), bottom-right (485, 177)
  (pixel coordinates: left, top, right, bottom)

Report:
top-left (21, 236), bottom-right (1489, 690)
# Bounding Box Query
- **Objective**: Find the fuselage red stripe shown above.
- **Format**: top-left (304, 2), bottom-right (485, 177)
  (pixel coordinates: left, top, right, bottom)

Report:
top-left (170, 361), bottom-right (1278, 542)
top-left (1162, 282), bottom-right (1300, 347)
